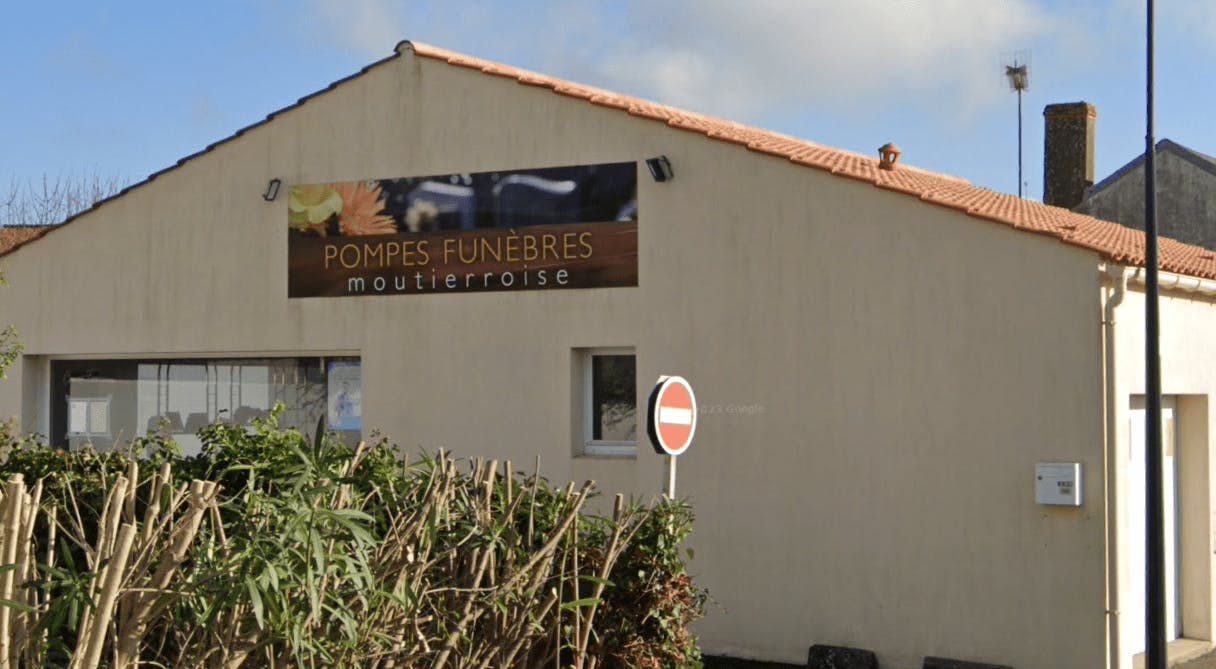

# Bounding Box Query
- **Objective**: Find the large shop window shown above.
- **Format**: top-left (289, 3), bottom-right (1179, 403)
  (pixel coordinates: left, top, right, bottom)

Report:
top-left (578, 348), bottom-right (637, 457)
top-left (50, 357), bottom-right (361, 453)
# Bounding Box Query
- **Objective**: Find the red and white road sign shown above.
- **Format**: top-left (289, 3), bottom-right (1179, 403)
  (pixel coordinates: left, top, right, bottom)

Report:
top-left (647, 375), bottom-right (697, 456)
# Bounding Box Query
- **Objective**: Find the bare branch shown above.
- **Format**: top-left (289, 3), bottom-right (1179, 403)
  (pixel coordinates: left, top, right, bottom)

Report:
top-left (1, 173), bottom-right (126, 228)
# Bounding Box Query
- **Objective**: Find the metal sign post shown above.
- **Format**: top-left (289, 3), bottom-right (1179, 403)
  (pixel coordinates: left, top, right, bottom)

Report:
top-left (665, 454), bottom-right (677, 500)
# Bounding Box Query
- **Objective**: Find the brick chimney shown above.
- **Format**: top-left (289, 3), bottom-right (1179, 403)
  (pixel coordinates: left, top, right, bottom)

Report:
top-left (1042, 102), bottom-right (1096, 209)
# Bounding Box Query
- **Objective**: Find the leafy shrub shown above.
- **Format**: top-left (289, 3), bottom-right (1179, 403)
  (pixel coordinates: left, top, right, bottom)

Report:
top-left (0, 408), bottom-right (706, 668)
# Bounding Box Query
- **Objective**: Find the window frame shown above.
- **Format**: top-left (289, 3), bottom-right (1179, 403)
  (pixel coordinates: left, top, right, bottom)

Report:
top-left (579, 347), bottom-right (637, 458)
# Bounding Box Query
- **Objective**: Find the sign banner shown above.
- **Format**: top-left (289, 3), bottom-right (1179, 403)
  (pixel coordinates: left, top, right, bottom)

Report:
top-left (287, 162), bottom-right (638, 298)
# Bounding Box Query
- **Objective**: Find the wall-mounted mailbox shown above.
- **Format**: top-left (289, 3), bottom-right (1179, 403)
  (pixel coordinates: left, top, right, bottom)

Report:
top-left (1035, 462), bottom-right (1082, 506)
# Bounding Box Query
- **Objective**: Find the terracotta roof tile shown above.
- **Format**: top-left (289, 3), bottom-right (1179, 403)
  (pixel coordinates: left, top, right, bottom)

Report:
top-left (6, 40), bottom-right (1216, 283)
top-left (0, 226), bottom-right (51, 255)
top-left (404, 41), bottom-right (1216, 281)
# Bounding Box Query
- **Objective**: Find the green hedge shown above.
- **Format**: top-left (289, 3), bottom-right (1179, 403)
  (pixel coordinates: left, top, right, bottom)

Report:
top-left (0, 408), bottom-right (706, 668)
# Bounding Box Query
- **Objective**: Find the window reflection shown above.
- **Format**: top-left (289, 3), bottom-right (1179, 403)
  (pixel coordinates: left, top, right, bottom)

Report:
top-left (591, 354), bottom-right (636, 442)
top-left (52, 357), bottom-right (357, 454)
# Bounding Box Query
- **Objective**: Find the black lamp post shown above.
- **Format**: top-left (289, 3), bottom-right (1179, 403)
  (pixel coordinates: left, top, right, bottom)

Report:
top-left (1144, 1), bottom-right (1166, 668)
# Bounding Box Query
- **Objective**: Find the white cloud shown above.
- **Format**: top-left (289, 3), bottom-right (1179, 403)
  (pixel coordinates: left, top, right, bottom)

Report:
top-left (290, 0), bottom-right (1073, 125)
top-left (573, 0), bottom-right (1073, 124)
top-left (288, 0), bottom-right (1151, 138)
top-left (310, 0), bottom-right (404, 59)
top-left (1175, 0), bottom-right (1216, 44)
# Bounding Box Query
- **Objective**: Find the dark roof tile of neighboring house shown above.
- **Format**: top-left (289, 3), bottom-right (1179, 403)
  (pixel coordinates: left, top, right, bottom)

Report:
top-left (6, 41), bottom-right (1216, 281)
top-left (1087, 139), bottom-right (1216, 196)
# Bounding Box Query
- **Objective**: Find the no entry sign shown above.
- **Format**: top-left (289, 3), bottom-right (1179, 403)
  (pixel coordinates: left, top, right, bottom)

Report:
top-left (647, 376), bottom-right (697, 456)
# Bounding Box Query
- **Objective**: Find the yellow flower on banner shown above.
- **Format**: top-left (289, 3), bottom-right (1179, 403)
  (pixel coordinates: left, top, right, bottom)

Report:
top-left (405, 199), bottom-right (440, 232)
top-left (334, 181), bottom-right (396, 236)
top-left (288, 184), bottom-right (344, 234)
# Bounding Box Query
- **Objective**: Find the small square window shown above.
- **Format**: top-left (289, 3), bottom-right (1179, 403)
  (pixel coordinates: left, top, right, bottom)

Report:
top-left (577, 348), bottom-right (636, 457)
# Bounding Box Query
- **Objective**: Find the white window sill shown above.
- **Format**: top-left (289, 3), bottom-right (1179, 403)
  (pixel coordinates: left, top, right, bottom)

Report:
top-left (580, 441), bottom-right (637, 459)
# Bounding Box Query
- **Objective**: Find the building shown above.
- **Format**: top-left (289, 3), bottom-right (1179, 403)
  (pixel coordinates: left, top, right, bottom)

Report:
top-left (3, 42), bottom-right (1216, 669)
top-left (1043, 102), bottom-right (1216, 252)
top-left (1078, 140), bottom-right (1216, 252)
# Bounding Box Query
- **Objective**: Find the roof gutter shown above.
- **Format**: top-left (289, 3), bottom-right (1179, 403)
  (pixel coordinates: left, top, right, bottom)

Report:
top-left (1126, 267), bottom-right (1216, 296)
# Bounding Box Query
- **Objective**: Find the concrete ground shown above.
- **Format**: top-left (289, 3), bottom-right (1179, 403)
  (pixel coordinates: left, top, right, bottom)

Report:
top-left (1180, 649), bottom-right (1216, 669)
top-left (702, 649), bottom-right (1216, 669)
top-left (703, 643), bottom-right (1216, 668)
top-left (1143, 639), bottom-right (1216, 669)
top-left (702, 657), bottom-right (799, 669)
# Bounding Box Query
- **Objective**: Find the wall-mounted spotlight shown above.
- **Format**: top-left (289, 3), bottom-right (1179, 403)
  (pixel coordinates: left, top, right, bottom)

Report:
top-left (645, 156), bottom-right (673, 182)
top-left (263, 178), bottom-right (282, 202)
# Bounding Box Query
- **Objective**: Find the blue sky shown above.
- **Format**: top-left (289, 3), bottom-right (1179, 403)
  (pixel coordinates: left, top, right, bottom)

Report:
top-left (3, 1), bottom-right (1214, 203)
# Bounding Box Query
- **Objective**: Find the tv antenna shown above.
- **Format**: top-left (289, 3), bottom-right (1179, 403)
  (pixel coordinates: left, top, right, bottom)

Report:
top-left (1003, 51), bottom-right (1031, 198)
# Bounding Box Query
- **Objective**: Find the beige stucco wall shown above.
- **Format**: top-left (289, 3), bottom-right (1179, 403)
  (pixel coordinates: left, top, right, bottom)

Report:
top-left (0, 47), bottom-right (1113, 668)
top-left (1113, 286), bottom-right (1216, 667)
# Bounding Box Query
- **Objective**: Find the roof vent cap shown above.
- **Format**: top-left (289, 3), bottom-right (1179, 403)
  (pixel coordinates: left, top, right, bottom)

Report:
top-left (878, 143), bottom-right (901, 171)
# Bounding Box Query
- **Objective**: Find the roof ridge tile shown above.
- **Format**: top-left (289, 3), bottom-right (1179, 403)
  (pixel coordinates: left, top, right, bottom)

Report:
top-left (406, 40), bottom-right (1216, 280)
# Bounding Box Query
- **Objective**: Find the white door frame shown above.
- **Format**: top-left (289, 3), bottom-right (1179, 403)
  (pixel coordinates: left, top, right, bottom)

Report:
top-left (1121, 396), bottom-right (1181, 668)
